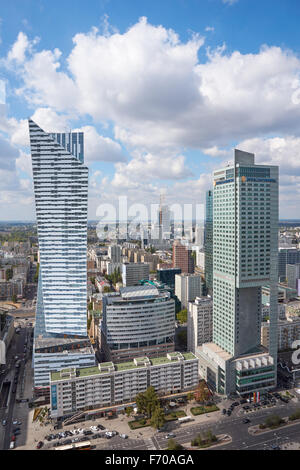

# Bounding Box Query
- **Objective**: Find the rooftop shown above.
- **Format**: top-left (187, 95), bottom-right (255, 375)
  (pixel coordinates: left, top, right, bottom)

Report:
top-left (50, 351), bottom-right (198, 382)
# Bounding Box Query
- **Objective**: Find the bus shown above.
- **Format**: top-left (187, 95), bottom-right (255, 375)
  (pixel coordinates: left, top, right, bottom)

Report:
top-left (55, 441), bottom-right (91, 451)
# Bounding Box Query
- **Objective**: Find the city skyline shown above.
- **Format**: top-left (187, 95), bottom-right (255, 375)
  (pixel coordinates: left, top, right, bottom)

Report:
top-left (0, 1), bottom-right (300, 220)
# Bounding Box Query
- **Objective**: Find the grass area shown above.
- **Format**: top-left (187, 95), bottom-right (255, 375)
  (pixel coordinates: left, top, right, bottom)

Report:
top-left (128, 418), bottom-right (150, 430)
top-left (165, 410), bottom-right (186, 421)
top-left (190, 404), bottom-right (219, 416)
top-left (128, 409), bottom-right (187, 429)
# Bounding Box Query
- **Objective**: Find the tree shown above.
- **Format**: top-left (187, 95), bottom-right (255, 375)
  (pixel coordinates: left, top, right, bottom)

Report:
top-left (5, 268), bottom-right (13, 281)
top-left (135, 386), bottom-right (160, 418)
top-left (125, 406), bottom-right (133, 417)
top-left (150, 405), bottom-right (165, 429)
top-left (34, 263), bottom-right (39, 283)
top-left (167, 439), bottom-right (183, 450)
top-left (194, 381), bottom-right (211, 403)
top-left (265, 415), bottom-right (284, 429)
top-left (176, 309), bottom-right (187, 324)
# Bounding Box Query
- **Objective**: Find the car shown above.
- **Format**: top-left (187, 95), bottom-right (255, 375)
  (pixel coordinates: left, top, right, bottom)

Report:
top-left (222, 409), bottom-right (227, 415)
top-left (71, 437), bottom-right (79, 443)
top-left (11, 435), bottom-right (16, 441)
top-left (2, 420), bottom-right (7, 426)
top-left (243, 405), bottom-right (250, 410)
top-left (120, 434), bottom-right (128, 439)
top-left (97, 424), bottom-right (105, 430)
top-left (165, 433), bottom-right (176, 439)
top-left (63, 439), bottom-right (72, 445)
top-left (83, 430), bottom-right (93, 435)
top-left (36, 441), bottom-right (43, 449)
top-left (157, 428), bottom-right (164, 432)
top-left (232, 402), bottom-right (239, 407)
top-left (280, 396), bottom-right (289, 403)
top-left (240, 399), bottom-right (247, 405)
top-left (10, 441), bottom-right (15, 449)
top-left (106, 435), bottom-right (112, 439)
top-left (271, 445), bottom-right (281, 450)
top-left (227, 410), bottom-right (232, 416)
top-left (242, 418), bottom-right (250, 424)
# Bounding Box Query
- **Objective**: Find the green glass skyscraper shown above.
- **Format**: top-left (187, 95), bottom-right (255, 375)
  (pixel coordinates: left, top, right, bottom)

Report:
top-left (197, 149), bottom-right (278, 396)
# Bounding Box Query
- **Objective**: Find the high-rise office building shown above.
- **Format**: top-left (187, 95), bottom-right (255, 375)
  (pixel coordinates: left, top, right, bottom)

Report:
top-left (175, 273), bottom-right (202, 309)
top-left (172, 240), bottom-right (194, 274)
top-left (187, 297), bottom-right (213, 354)
top-left (157, 267), bottom-right (182, 290)
top-left (287, 264), bottom-right (300, 291)
top-left (278, 248), bottom-right (300, 282)
top-left (108, 244), bottom-right (122, 264)
top-left (197, 149), bottom-right (279, 396)
top-left (101, 285), bottom-right (175, 362)
top-left (204, 190), bottom-right (213, 294)
top-left (29, 120), bottom-right (95, 393)
top-left (122, 262), bottom-right (150, 286)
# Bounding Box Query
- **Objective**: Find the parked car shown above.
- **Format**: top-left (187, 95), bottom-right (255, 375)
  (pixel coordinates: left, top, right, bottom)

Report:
top-left (222, 409), bottom-right (227, 415)
top-left (165, 433), bottom-right (176, 439)
top-left (120, 434), bottom-right (128, 439)
top-left (10, 441), bottom-right (15, 449)
top-left (227, 410), bottom-right (232, 416)
top-left (36, 441), bottom-right (43, 449)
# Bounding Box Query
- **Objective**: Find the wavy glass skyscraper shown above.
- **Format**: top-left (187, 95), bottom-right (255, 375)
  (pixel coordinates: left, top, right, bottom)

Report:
top-left (29, 120), bottom-right (95, 394)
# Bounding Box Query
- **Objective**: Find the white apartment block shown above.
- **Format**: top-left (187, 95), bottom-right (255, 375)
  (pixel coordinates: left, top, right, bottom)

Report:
top-left (175, 273), bottom-right (202, 309)
top-left (187, 297), bottom-right (213, 354)
top-left (50, 352), bottom-right (199, 418)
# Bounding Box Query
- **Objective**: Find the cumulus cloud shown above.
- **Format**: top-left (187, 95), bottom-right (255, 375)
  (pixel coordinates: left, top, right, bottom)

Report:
top-left (112, 152), bottom-right (193, 189)
top-left (73, 125), bottom-right (126, 163)
top-left (3, 18), bottom-right (300, 217)
top-left (12, 19), bottom-right (300, 156)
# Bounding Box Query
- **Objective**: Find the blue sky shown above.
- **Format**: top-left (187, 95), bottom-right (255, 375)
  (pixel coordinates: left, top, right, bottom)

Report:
top-left (1, 0), bottom-right (300, 220)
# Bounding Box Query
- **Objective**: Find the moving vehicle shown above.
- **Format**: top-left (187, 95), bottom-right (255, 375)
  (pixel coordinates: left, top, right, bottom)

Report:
top-left (54, 440), bottom-right (91, 450)
top-left (2, 420), bottom-right (7, 426)
top-left (10, 441), bottom-right (15, 449)
top-left (242, 418), bottom-right (250, 424)
top-left (178, 416), bottom-right (193, 423)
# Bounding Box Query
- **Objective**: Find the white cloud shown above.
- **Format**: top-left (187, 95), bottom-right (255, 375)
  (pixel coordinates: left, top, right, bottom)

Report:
top-left (112, 152), bottom-right (193, 189)
top-left (73, 125), bottom-right (126, 163)
top-left (205, 26), bottom-right (215, 32)
top-left (8, 19), bottom-right (300, 156)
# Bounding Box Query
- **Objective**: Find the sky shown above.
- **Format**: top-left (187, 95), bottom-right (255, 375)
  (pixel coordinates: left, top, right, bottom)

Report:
top-left (0, 0), bottom-right (300, 220)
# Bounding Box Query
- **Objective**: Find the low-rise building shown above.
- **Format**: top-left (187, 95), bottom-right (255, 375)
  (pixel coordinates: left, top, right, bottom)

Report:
top-left (50, 352), bottom-right (199, 418)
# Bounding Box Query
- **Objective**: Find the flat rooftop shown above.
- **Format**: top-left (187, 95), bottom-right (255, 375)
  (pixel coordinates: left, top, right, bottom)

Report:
top-left (50, 351), bottom-right (198, 382)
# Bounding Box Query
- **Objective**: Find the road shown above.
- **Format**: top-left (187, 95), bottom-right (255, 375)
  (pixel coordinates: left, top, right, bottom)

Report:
top-left (152, 400), bottom-right (300, 450)
top-left (0, 324), bottom-right (31, 450)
